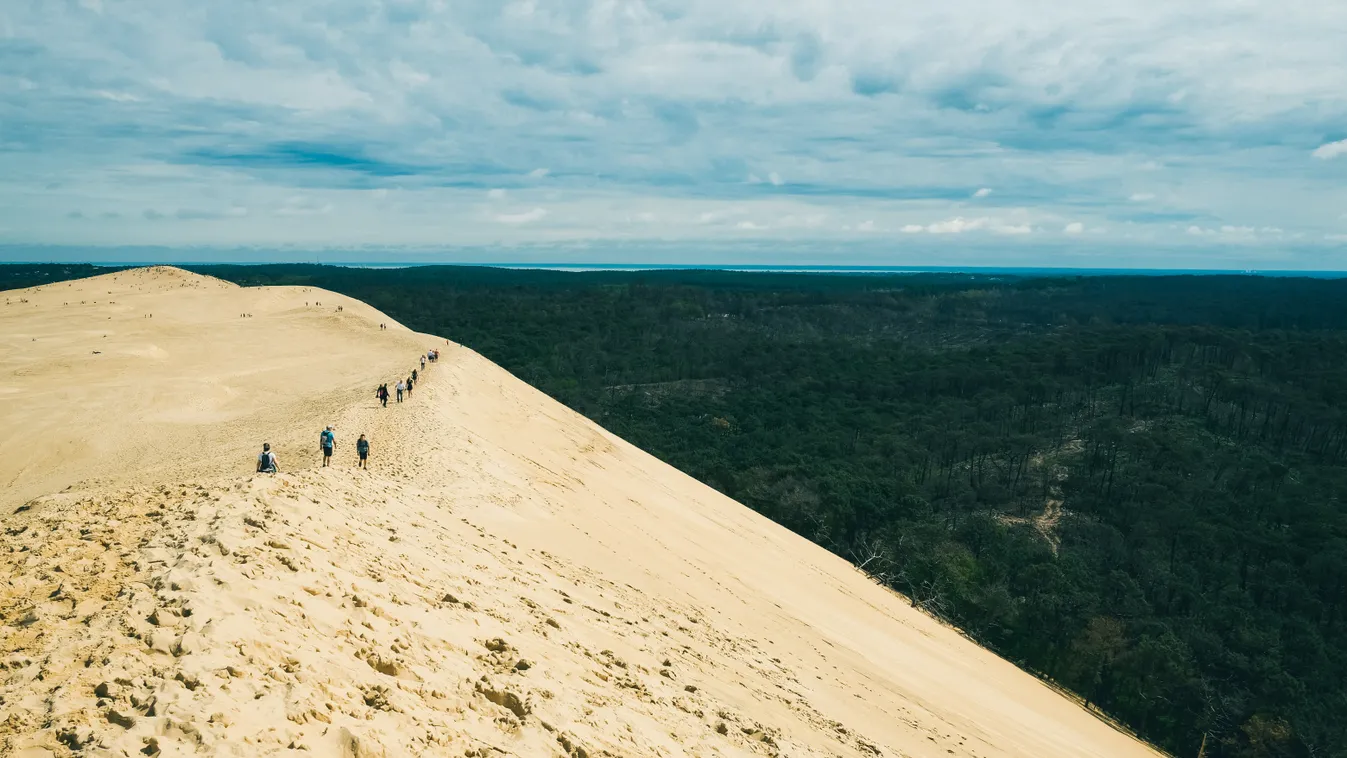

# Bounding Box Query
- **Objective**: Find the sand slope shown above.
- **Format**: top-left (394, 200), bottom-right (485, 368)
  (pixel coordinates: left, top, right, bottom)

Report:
top-left (0, 268), bottom-right (1162, 758)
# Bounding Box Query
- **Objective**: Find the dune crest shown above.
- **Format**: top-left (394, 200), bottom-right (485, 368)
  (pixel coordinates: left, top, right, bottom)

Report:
top-left (0, 269), bottom-right (1161, 757)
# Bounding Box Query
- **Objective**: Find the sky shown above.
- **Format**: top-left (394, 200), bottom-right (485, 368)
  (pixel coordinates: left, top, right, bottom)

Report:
top-left (2, 1), bottom-right (1346, 268)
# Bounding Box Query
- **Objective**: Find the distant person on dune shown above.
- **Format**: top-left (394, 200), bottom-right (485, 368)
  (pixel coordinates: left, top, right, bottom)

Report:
top-left (320, 426), bottom-right (335, 467)
top-left (257, 443), bottom-right (278, 474)
top-left (420, 355), bottom-right (426, 370)
top-left (396, 380), bottom-right (405, 403)
top-left (412, 368), bottom-right (418, 383)
top-left (356, 435), bottom-right (370, 469)
top-left (406, 376), bottom-right (414, 398)
top-left (377, 383), bottom-right (389, 407)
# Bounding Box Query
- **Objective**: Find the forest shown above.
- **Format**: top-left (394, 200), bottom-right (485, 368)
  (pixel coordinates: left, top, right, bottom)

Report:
top-left (6, 263), bottom-right (1347, 757)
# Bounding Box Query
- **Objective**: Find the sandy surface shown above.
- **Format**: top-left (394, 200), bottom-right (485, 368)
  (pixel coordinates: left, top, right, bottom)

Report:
top-left (0, 267), bottom-right (1163, 758)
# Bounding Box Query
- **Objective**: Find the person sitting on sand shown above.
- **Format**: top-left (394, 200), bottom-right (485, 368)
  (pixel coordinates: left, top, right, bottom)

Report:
top-left (320, 426), bottom-right (335, 467)
top-left (356, 434), bottom-right (370, 469)
top-left (257, 443), bottom-right (278, 474)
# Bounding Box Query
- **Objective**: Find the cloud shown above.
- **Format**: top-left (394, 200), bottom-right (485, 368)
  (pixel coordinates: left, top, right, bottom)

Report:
top-left (1063, 222), bottom-right (1084, 234)
top-left (1, 0), bottom-right (1345, 266)
top-left (275, 196), bottom-right (334, 217)
top-left (926, 217), bottom-right (987, 234)
top-left (494, 208), bottom-right (548, 224)
top-left (1312, 139), bottom-right (1347, 160)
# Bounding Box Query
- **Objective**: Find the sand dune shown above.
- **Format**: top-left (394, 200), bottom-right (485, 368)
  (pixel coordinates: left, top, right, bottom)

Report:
top-left (0, 267), bottom-right (1162, 758)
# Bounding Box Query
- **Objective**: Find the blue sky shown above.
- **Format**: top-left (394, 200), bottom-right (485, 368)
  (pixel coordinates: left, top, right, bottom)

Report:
top-left (2, 0), bottom-right (1346, 268)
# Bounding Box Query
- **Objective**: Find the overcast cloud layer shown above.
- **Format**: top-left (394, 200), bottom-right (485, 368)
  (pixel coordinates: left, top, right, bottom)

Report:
top-left (2, 1), bottom-right (1346, 267)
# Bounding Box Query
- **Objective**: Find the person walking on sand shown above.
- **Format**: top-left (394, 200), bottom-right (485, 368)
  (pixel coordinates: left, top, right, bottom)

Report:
top-left (377, 383), bottom-right (389, 407)
top-left (412, 368), bottom-right (418, 383)
top-left (257, 443), bottom-right (278, 474)
top-left (396, 380), bottom-right (405, 403)
top-left (405, 376), bottom-right (414, 398)
top-left (320, 426), bottom-right (335, 467)
top-left (356, 434), bottom-right (370, 469)
top-left (420, 355), bottom-right (426, 370)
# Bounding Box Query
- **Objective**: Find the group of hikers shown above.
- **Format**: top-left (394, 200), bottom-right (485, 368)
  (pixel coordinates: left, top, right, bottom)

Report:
top-left (256, 427), bottom-right (369, 473)
top-left (255, 350), bottom-right (440, 474)
top-left (375, 351), bottom-right (438, 407)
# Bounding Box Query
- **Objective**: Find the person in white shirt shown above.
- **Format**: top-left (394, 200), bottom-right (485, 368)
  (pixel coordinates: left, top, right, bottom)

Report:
top-left (396, 380), bottom-right (406, 403)
top-left (257, 443), bottom-right (278, 474)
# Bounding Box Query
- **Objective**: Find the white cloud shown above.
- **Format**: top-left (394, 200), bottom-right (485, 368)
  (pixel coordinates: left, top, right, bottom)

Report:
top-left (927, 217), bottom-right (988, 234)
top-left (487, 189), bottom-right (507, 200)
top-left (494, 208), bottom-right (548, 224)
top-left (736, 220), bottom-right (767, 230)
top-left (95, 90), bottom-right (140, 102)
top-left (527, 168), bottom-right (550, 179)
top-left (1312, 139), bottom-right (1347, 160)
top-left (857, 220), bottom-right (876, 232)
top-left (1129, 193), bottom-right (1156, 202)
top-left (972, 188), bottom-right (993, 199)
top-left (275, 196), bottom-right (333, 217)
top-left (768, 172), bottom-right (784, 187)
top-left (1064, 222), bottom-right (1085, 234)
top-left (901, 224), bottom-right (925, 234)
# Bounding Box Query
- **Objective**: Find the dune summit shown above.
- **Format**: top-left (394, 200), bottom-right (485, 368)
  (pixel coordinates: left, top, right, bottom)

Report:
top-left (0, 268), bottom-right (1161, 758)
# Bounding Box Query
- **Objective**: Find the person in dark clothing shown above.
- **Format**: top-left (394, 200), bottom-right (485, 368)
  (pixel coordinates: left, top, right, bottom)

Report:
top-left (377, 383), bottom-right (389, 407)
top-left (356, 435), bottom-right (370, 469)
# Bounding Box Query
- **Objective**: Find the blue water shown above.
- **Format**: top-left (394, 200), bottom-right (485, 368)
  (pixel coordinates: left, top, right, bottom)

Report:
top-left (10, 260), bottom-right (1347, 278)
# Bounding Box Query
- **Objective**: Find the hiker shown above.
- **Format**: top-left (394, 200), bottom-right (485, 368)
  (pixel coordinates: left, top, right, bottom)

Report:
top-left (420, 355), bottom-right (426, 370)
top-left (412, 368), bottom-right (418, 383)
top-left (405, 376), bottom-right (413, 398)
top-left (257, 443), bottom-right (278, 474)
top-left (356, 435), bottom-right (370, 469)
top-left (396, 380), bottom-right (405, 403)
top-left (320, 426), bottom-right (335, 467)
top-left (377, 383), bottom-right (389, 407)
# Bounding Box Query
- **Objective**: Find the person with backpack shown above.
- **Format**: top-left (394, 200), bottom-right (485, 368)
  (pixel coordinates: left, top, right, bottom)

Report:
top-left (257, 443), bottom-right (278, 474)
top-left (356, 434), bottom-right (370, 469)
top-left (320, 426), bottom-right (335, 467)
top-left (396, 380), bottom-right (405, 402)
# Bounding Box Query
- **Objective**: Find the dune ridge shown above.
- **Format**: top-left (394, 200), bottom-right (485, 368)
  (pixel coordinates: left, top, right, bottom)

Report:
top-left (0, 268), bottom-right (1161, 758)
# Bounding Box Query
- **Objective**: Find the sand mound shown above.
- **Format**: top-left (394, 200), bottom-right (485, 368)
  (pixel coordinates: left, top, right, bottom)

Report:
top-left (0, 268), bottom-right (1161, 758)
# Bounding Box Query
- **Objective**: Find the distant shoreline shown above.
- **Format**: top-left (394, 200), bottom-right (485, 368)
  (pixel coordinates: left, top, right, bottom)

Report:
top-left (5, 261), bottom-right (1347, 278)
